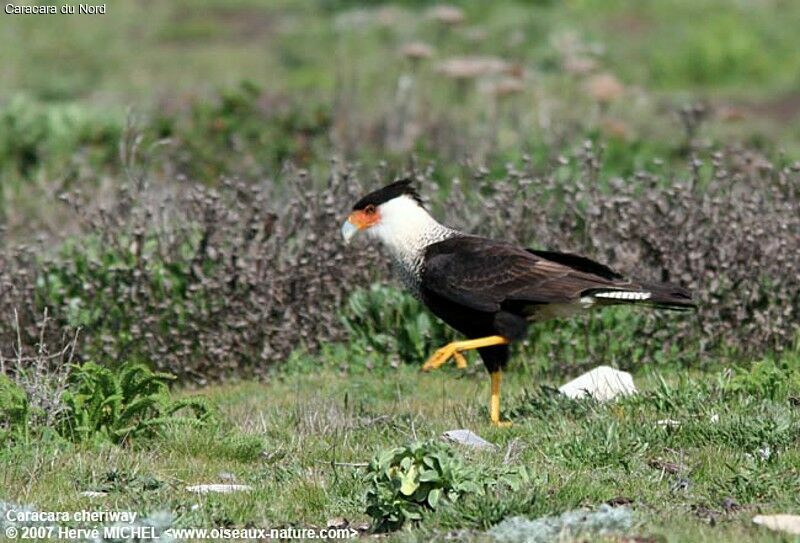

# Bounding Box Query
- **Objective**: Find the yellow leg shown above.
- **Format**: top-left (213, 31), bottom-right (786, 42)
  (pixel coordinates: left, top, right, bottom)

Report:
top-left (490, 370), bottom-right (512, 427)
top-left (421, 335), bottom-right (509, 372)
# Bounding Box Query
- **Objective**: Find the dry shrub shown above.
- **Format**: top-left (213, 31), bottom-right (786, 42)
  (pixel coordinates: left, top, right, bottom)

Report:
top-left (436, 144), bottom-right (799, 360)
top-left (0, 146), bottom-right (797, 380)
top-left (1, 165), bottom-right (383, 381)
top-left (0, 310), bottom-right (76, 429)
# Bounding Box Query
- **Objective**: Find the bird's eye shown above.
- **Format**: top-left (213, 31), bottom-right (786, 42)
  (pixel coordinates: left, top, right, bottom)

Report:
top-left (364, 205), bottom-right (376, 215)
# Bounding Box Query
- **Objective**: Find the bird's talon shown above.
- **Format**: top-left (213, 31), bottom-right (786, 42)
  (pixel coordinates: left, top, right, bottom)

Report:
top-left (422, 345), bottom-right (467, 371)
top-left (421, 351), bottom-right (446, 371)
top-left (492, 420), bottom-right (513, 428)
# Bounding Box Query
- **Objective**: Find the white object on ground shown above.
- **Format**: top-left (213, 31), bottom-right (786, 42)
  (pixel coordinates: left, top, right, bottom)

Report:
top-left (753, 514), bottom-right (800, 535)
top-left (186, 484), bottom-right (252, 494)
top-left (656, 419), bottom-right (680, 428)
top-left (558, 366), bottom-right (636, 401)
top-left (442, 429), bottom-right (497, 450)
top-left (80, 491), bottom-right (108, 498)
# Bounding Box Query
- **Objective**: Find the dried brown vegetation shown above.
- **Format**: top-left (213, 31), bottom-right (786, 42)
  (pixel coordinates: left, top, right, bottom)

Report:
top-left (0, 167), bottom-right (382, 381)
top-left (0, 146), bottom-right (797, 380)
top-left (439, 145), bottom-right (799, 361)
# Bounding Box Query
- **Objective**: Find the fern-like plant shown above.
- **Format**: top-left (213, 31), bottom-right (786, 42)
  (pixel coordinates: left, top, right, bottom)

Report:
top-left (342, 284), bottom-right (455, 364)
top-left (58, 361), bottom-right (209, 444)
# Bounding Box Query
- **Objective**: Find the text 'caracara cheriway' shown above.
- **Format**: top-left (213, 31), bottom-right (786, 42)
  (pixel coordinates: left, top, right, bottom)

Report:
top-left (342, 180), bottom-right (695, 426)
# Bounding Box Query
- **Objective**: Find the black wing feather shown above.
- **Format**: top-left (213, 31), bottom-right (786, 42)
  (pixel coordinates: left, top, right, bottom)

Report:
top-left (422, 236), bottom-right (633, 313)
top-left (525, 249), bottom-right (623, 280)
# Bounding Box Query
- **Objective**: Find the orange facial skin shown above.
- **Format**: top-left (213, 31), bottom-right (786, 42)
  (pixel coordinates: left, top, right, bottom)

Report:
top-left (347, 206), bottom-right (380, 230)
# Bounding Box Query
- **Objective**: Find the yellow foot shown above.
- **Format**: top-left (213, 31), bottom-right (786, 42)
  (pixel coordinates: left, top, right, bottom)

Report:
top-left (421, 335), bottom-right (508, 372)
top-left (421, 345), bottom-right (468, 371)
top-left (492, 420), bottom-right (513, 428)
top-left (490, 370), bottom-right (512, 427)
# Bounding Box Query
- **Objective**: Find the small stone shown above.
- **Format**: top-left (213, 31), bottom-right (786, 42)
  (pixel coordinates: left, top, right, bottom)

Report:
top-left (326, 517), bottom-right (349, 529)
top-left (442, 429), bottom-right (497, 450)
top-left (753, 514), bottom-right (800, 535)
top-left (709, 413), bottom-right (720, 423)
top-left (80, 491), bottom-right (108, 498)
top-left (648, 458), bottom-right (684, 474)
top-left (186, 484), bottom-right (252, 494)
top-left (721, 497), bottom-right (740, 512)
top-left (670, 477), bottom-right (691, 493)
top-left (559, 366), bottom-right (636, 401)
top-left (656, 419), bottom-right (680, 428)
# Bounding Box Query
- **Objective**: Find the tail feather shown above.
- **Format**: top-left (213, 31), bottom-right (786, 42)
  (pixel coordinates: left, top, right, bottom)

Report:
top-left (640, 281), bottom-right (696, 310)
top-left (588, 282), bottom-right (696, 311)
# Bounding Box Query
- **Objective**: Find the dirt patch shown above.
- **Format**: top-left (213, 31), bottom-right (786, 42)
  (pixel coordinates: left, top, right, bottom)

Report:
top-left (747, 93), bottom-right (800, 120)
top-left (605, 14), bottom-right (653, 36)
top-left (208, 6), bottom-right (278, 41)
top-left (717, 93), bottom-right (800, 124)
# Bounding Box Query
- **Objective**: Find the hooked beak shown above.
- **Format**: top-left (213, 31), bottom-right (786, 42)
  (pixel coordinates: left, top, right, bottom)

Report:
top-left (341, 209), bottom-right (379, 244)
top-left (341, 219), bottom-right (358, 244)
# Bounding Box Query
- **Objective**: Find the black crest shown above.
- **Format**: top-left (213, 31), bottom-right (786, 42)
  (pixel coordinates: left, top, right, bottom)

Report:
top-left (352, 178), bottom-right (423, 210)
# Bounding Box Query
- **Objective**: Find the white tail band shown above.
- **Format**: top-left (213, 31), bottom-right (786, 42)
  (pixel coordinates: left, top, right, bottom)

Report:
top-left (593, 291), bottom-right (652, 301)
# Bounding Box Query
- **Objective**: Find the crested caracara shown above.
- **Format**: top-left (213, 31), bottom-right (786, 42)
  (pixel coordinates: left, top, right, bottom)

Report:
top-left (342, 180), bottom-right (695, 426)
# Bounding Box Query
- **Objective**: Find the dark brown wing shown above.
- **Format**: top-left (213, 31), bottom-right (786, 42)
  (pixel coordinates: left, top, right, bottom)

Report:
top-left (421, 236), bottom-right (634, 312)
top-left (525, 249), bottom-right (623, 281)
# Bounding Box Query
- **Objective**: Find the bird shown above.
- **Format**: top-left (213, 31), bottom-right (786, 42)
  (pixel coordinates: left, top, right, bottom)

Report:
top-left (341, 179), bottom-right (695, 426)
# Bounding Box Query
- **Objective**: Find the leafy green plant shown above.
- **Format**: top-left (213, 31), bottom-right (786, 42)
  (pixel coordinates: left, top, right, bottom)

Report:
top-left (0, 95), bottom-right (120, 185)
top-left (38, 233), bottom-right (197, 332)
top-left (156, 80), bottom-right (331, 179)
top-left (35, 230), bottom-right (222, 377)
top-left (343, 284), bottom-right (455, 364)
top-left (365, 440), bottom-right (528, 532)
top-left (725, 359), bottom-right (800, 401)
top-left (0, 375), bottom-right (30, 444)
top-left (58, 361), bottom-right (210, 444)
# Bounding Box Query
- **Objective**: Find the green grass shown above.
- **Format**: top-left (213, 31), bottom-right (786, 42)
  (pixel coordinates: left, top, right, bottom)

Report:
top-left (4, 0), bottom-right (798, 99)
top-left (2, 355), bottom-right (798, 541)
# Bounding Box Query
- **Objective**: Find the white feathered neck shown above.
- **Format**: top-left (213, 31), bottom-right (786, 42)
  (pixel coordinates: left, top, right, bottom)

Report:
top-left (366, 195), bottom-right (457, 273)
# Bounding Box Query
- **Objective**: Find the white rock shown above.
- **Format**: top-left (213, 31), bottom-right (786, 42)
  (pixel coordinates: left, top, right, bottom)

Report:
top-left (186, 484), bottom-right (252, 494)
top-left (558, 366), bottom-right (636, 401)
top-left (656, 419), bottom-right (680, 428)
top-left (442, 429), bottom-right (496, 450)
top-left (80, 491), bottom-right (108, 498)
top-left (709, 413), bottom-right (720, 423)
top-left (753, 514), bottom-right (800, 535)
